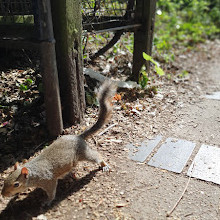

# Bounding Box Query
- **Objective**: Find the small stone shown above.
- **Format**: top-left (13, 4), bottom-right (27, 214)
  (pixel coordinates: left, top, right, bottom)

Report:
top-left (36, 214), bottom-right (47, 220)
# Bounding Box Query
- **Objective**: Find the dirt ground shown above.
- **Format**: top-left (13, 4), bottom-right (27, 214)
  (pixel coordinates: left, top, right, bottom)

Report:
top-left (0, 40), bottom-right (220, 220)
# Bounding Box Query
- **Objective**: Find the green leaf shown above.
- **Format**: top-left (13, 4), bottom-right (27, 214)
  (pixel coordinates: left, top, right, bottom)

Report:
top-left (143, 52), bottom-right (157, 65)
top-left (139, 71), bottom-right (149, 89)
top-left (143, 52), bottom-right (153, 61)
top-left (20, 84), bottom-right (28, 91)
top-left (155, 65), bottom-right (165, 76)
top-left (143, 52), bottom-right (165, 76)
top-left (26, 78), bottom-right (33, 85)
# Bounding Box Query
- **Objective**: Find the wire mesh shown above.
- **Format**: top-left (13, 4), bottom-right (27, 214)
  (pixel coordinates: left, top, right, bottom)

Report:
top-left (82, 0), bottom-right (128, 17)
top-left (82, 0), bottom-right (135, 31)
top-left (0, 0), bottom-right (135, 28)
top-left (0, 0), bottom-right (33, 24)
top-left (0, 0), bottom-right (33, 16)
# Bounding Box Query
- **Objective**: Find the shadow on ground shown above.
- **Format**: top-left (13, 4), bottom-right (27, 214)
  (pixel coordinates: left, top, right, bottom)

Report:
top-left (0, 169), bottom-right (100, 220)
top-left (0, 48), bottom-right (50, 173)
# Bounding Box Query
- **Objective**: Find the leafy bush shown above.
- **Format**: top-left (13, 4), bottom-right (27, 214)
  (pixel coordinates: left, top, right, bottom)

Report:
top-left (155, 0), bottom-right (220, 53)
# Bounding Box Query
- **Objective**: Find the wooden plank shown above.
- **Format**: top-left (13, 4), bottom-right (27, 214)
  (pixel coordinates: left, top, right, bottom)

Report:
top-left (51, 0), bottom-right (85, 125)
top-left (0, 24), bottom-right (35, 39)
top-left (0, 39), bottom-right (39, 49)
top-left (40, 41), bottom-right (63, 136)
top-left (0, 22), bottom-right (38, 50)
top-left (131, 0), bottom-right (157, 82)
top-left (36, 0), bottom-right (63, 136)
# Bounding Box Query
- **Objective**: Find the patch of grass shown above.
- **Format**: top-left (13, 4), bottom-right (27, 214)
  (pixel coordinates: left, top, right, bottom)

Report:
top-left (155, 0), bottom-right (220, 54)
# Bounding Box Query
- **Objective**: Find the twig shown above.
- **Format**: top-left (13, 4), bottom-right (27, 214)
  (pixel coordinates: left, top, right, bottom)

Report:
top-left (89, 30), bottom-right (123, 61)
top-left (166, 163), bottom-right (195, 217)
top-left (91, 135), bottom-right (97, 145)
top-left (91, 135), bottom-right (102, 147)
top-left (22, 49), bottom-right (33, 65)
top-left (82, 33), bottom-right (89, 55)
top-left (96, 198), bottom-right (103, 208)
top-left (98, 123), bottom-right (117, 136)
top-left (34, 141), bottom-right (47, 151)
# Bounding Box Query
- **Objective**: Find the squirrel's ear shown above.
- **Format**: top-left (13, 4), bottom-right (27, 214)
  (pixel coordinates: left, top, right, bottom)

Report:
top-left (14, 162), bottom-right (19, 170)
top-left (21, 167), bottom-right (29, 179)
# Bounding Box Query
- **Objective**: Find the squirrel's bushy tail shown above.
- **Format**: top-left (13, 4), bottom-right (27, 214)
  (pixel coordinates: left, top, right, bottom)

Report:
top-left (80, 81), bottom-right (116, 139)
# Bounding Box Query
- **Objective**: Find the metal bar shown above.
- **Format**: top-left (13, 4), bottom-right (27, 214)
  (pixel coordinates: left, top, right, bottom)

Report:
top-left (84, 23), bottom-right (141, 34)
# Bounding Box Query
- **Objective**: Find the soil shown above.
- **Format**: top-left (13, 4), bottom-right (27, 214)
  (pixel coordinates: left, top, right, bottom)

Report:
top-left (0, 40), bottom-right (220, 220)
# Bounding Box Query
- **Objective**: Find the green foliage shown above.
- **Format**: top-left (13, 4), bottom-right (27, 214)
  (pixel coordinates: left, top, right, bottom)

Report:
top-left (124, 34), bottom-right (134, 54)
top-left (139, 53), bottom-right (165, 89)
top-left (82, 0), bottom-right (219, 85)
top-left (19, 84), bottom-right (28, 91)
top-left (179, 70), bottom-right (189, 78)
top-left (0, 15), bottom-right (34, 24)
top-left (155, 0), bottom-right (220, 53)
top-left (143, 52), bottom-right (165, 76)
top-left (18, 78), bottom-right (33, 91)
top-left (139, 69), bottom-right (149, 89)
top-left (85, 91), bottom-right (99, 106)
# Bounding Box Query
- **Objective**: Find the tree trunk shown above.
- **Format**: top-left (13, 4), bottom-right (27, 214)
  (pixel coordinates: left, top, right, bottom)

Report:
top-left (51, 0), bottom-right (85, 125)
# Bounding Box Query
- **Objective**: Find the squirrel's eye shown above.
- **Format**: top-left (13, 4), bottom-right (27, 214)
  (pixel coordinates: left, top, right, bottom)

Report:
top-left (14, 182), bottom-right (19, 188)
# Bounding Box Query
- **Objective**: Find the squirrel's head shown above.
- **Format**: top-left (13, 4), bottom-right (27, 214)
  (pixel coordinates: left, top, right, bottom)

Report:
top-left (1, 162), bottom-right (29, 197)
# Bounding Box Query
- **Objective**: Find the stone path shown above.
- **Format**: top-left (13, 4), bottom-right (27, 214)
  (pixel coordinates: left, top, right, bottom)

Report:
top-left (127, 91), bottom-right (220, 185)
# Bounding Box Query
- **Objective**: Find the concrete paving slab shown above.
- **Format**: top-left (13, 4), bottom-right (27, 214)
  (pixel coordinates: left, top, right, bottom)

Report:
top-left (148, 138), bottom-right (196, 173)
top-left (187, 144), bottom-right (220, 185)
top-left (127, 135), bottom-right (162, 162)
top-left (205, 91), bottom-right (220, 100)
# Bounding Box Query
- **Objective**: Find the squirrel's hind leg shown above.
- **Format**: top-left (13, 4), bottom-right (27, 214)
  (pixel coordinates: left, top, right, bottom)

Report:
top-left (83, 147), bottom-right (111, 172)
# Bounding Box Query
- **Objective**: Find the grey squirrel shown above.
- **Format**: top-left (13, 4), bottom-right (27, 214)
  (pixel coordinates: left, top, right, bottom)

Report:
top-left (1, 81), bottom-right (116, 205)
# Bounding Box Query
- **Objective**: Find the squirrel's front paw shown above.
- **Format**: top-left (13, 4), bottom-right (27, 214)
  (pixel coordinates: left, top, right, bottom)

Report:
top-left (100, 161), bottom-right (111, 172)
top-left (102, 165), bottom-right (111, 172)
top-left (100, 160), bottom-right (111, 172)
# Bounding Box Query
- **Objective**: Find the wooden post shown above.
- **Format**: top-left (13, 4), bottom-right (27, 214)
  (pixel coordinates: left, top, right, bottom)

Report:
top-left (51, 0), bottom-right (85, 125)
top-left (131, 0), bottom-right (157, 82)
top-left (34, 0), bottom-right (63, 136)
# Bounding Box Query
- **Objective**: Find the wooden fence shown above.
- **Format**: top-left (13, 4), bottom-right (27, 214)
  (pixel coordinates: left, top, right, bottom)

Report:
top-left (0, 0), bottom-right (156, 136)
